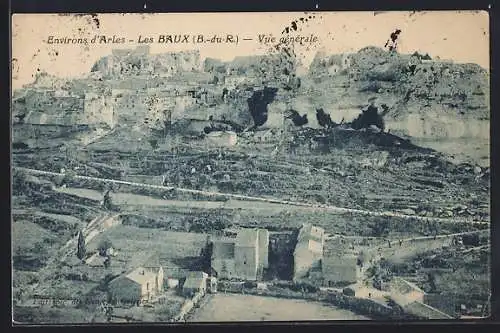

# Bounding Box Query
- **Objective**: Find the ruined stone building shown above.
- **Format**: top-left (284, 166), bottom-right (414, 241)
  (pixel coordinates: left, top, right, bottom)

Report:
top-left (84, 87), bottom-right (196, 129)
top-left (223, 74), bottom-right (260, 91)
top-left (16, 89), bottom-right (84, 126)
top-left (389, 277), bottom-right (426, 307)
top-left (211, 228), bottom-right (269, 281)
top-left (14, 85), bottom-right (116, 128)
top-left (83, 92), bottom-right (116, 128)
top-left (91, 46), bottom-right (201, 78)
top-left (14, 84), bottom-right (199, 130)
top-left (30, 71), bottom-right (68, 90)
top-left (309, 52), bottom-right (353, 77)
top-left (234, 228), bottom-right (269, 280)
top-left (293, 224), bottom-right (325, 281)
top-left (387, 277), bottom-right (453, 319)
top-left (341, 53), bottom-right (352, 70)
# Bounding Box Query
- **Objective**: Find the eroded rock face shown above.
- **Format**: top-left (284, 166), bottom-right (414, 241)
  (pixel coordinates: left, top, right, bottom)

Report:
top-left (247, 87), bottom-right (279, 128)
top-left (307, 47), bottom-right (489, 140)
top-left (387, 113), bottom-right (489, 140)
top-left (14, 46), bottom-right (489, 145)
top-left (91, 47), bottom-right (202, 78)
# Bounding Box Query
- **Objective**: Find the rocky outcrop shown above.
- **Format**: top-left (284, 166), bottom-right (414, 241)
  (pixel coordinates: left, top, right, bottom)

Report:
top-left (307, 47), bottom-right (489, 140)
top-left (13, 46), bottom-right (489, 143)
top-left (91, 46), bottom-right (202, 78)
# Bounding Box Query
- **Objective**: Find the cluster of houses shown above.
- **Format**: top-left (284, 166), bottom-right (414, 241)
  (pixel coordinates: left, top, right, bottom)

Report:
top-left (210, 223), bottom-right (361, 287)
top-left (102, 224), bottom-right (476, 320)
top-left (107, 266), bottom-right (217, 305)
top-left (105, 227), bottom-right (270, 305)
top-left (105, 224), bottom-right (363, 306)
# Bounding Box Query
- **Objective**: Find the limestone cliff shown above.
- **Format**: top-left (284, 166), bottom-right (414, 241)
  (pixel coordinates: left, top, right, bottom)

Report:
top-left (12, 46), bottom-right (489, 143)
top-left (304, 47), bottom-right (489, 140)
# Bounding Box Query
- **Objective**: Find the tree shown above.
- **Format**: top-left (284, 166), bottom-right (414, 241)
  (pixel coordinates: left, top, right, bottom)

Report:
top-left (149, 139), bottom-right (159, 150)
top-left (370, 218), bottom-right (390, 237)
top-left (411, 51), bottom-right (432, 61)
top-left (77, 231), bottom-right (86, 260)
top-left (200, 238), bottom-right (213, 272)
top-left (103, 190), bottom-right (112, 210)
top-left (99, 302), bottom-right (114, 322)
top-left (104, 256), bottom-right (111, 269)
top-left (12, 169), bottom-right (29, 194)
top-left (98, 238), bottom-right (113, 256)
top-left (462, 233), bottom-right (480, 247)
top-left (357, 251), bottom-right (367, 268)
top-left (427, 272), bottom-right (437, 293)
top-left (421, 53), bottom-right (432, 60)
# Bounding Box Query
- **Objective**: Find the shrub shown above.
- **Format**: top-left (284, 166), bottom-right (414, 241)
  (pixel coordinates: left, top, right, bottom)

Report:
top-left (13, 142), bottom-right (29, 150)
top-left (462, 233), bottom-right (480, 247)
top-left (155, 302), bottom-right (180, 321)
top-left (243, 281), bottom-right (257, 289)
top-left (66, 273), bottom-right (85, 281)
top-left (359, 81), bottom-right (383, 92)
top-left (104, 257), bottom-right (111, 269)
top-left (290, 282), bottom-right (319, 293)
top-left (369, 218), bottom-right (390, 237)
top-left (343, 287), bottom-right (355, 296)
top-left (149, 139), bottom-right (159, 150)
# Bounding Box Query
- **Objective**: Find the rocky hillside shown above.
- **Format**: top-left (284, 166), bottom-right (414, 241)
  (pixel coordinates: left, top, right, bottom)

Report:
top-left (302, 47), bottom-right (489, 140)
top-left (12, 46), bottom-right (489, 152)
top-left (201, 46), bottom-right (489, 143)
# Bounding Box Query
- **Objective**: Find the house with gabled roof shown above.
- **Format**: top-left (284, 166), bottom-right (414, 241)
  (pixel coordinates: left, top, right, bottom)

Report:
top-left (211, 228), bottom-right (269, 281)
top-left (293, 224), bottom-right (325, 281)
top-left (108, 266), bottom-right (164, 303)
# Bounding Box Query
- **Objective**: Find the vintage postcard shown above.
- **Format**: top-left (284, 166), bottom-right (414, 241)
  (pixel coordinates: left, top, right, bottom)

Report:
top-left (11, 11), bottom-right (490, 324)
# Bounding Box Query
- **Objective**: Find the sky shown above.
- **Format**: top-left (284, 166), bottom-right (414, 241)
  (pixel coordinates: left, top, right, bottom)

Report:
top-left (12, 11), bottom-right (489, 89)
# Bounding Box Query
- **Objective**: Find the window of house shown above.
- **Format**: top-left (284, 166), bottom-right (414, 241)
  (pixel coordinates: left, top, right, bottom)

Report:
top-left (146, 282), bottom-right (149, 291)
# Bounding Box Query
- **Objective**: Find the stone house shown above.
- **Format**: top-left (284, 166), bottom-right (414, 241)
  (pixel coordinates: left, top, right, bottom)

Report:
top-left (108, 266), bottom-right (164, 303)
top-left (211, 228), bottom-right (269, 281)
top-left (234, 229), bottom-right (260, 280)
top-left (293, 224), bottom-right (325, 281)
